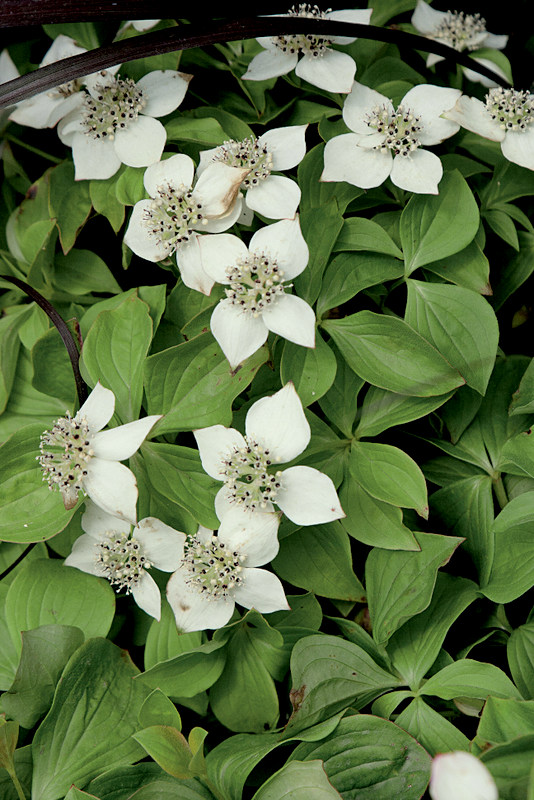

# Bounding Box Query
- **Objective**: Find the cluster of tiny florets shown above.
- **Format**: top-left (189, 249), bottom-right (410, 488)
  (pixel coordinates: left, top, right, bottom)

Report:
top-left (95, 530), bottom-right (152, 593)
top-left (182, 534), bottom-right (244, 599)
top-left (273, 4), bottom-right (333, 58)
top-left (82, 76), bottom-right (146, 140)
top-left (143, 182), bottom-right (207, 254)
top-left (485, 87), bottom-right (534, 132)
top-left (222, 439), bottom-right (283, 510)
top-left (214, 138), bottom-right (274, 188)
top-left (367, 103), bottom-right (423, 157)
top-left (225, 252), bottom-right (288, 316)
top-left (38, 414), bottom-right (93, 505)
top-left (433, 10), bottom-right (486, 51)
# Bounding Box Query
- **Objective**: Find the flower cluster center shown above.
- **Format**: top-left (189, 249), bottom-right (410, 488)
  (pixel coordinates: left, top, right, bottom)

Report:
top-left (53, 78), bottom-right (83, 99)
top-left (82, 77), bottom-right (146, 140)
top-left (182, 534), bottom-right (244, 599)
top-left (433, 10), bottom-right (486, 51)
top-left (225, 252), bottom-right (288, 317)
top-left (143, 182), bottom-right (207, 255)
top-left (214, 137), bottom-right (274, 188)
top-left (95, 530), bottom-right (151, 593)
top-left (222, 438), bottom-right (283, 510)
top-left (367, 103), bottom-right (422, 157)
top-left (39, 414), bottom-right (93, 508)
top-left (273, 4), bottom-right (333, 59)
top-left (485, 87), bottom-right (534, 132)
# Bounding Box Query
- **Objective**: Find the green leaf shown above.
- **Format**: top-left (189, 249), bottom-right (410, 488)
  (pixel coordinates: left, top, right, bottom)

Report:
top-left (0, 424), bottom-right (76, 543)
top-left (291, 714), bottom-right (431, 800)
top-left (144, 333), bottom-right (267, 434)
top-left (483, 492), bottom-right (534, 602)
top-left (482, 735), bottom-right (534, 800)
top-left (508, 624), bottom-right (534, 700)
top-left (316, 252), bottom-right (404, 318)
top-left (294, 199), bottom-right (344, 306)
top-left (387, 574), bottom-right (478, 688)
top-left (339, 481), bottom-right (418, 550)
top-left (52, 249), bottom-right (121, 296)
top-left (137, 638), bottom-right (227, 699)
top-left (502, 430), bottom-right (534, 480)
top-left (5, 559), bottom-right (115, 653)
top-left (400, 170), bottom-right (479, 275)
top-left (144, 602), bottom-right (203, 671)
top-left (252, 760), bottom-right (341, 800)
top-left (186, 106), bottom-right (253, 140)
top-left (297, 143), bottom-right (363, 212)
top-left (323, 311), bottom-right (464, 396)
top-left (31, 322), bottom-right (78, 408)
top-left (0, 308), bottom-right (28, 414)
top-left (477, 696), bottom-right (534, 746)
top-left (334, 217), bottom-right (403, 258)
top-left (80, 295), bottom-right (153, 422)
top-left (115, 167), bottom-right (145, 206)
top-left (88, 764), bottom-right (212, 800)
top-left (0, 744), bottom-right (32, 800)
top-left (0, 586), bottom-right (20, 692)
top-left (42, 22), bottom-right (100, 49)
top-left (165, 117), bottom-right (227, 145)
top-left (510, 358), bottom-right (534, 416)
top-left (1, 625), bottom-right (84, 729)
top-left (492, 232), bottom-right (534, 310)
top-left (405, 280), bottom-right (499, 395)
top-left (272, 522), bottom-right (366, 601)
top-left (484, 209), bottom-right (519, 250)
top-left (395, 697), bottom-right (470, 756)
top-left (317, 346), bottom-right (364, 437)
top-left (139, 689), bottom-right (182, 731)
top-left (349, 441), bottom-right (428, 517)
top-left (356, 384), bottom-right (453, 438)
top-left (31, 638), bottom-right (149, 800)
top-left (133, 726), bottom-right (192, 779)
top-left (366, 532), bottom-right (463, 645)
top-left (48, 161), bottom-right (92, 254)
top-left (422, 659), bottom-right (521, 701)
top-left (280, 332), bottom-right (336, 407)
top-left (89, 180), bottom-right (125, 233)
top-left (425, 238), bottom-right (491, 295)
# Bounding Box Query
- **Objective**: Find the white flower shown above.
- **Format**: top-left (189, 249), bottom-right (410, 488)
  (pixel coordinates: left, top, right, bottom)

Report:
top-left (194, 383), bottom-right (344, 525)
top-left (444, 88), bottom-right (534, 171)
top-left (166, 513), bottom-right (288, 633)
top-left (38, 382), bottom-right (161, 524)
top-left (197, 125), bottom-right (307, 220)
top-left (8, 35), bottom-right (95, 129)
top-left (57, 68), bottom-right (192, 180)
top-left (196, 217), bottom-right (315, 368)
top-left (429, 752), bottom-right (498, 800)
top-left (243, 5), bottom-right (373, 94)
top-left (65, 501), bottom-right (184, 620)
top-left (124, 153), bottom-right (250, 294)
top-left (412, 0), bottom-right (509, 87)
top-left (120, 19), bottom-right (161, 33)
top-left (321, 81), bottom-right (461, 194)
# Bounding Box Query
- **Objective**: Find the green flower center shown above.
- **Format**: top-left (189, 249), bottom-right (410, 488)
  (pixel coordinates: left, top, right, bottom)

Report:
top-left (213, 137), bottom-right (274, 188)
top-left (39, 414), bottom-right (93, 508)
top-left (273, 4), bottom-right (333, 59)
top-left (222, 438), bottom-right (283, 511)
top-left (485, 87), bottom-right (534, 132)
top-left (225, 252), bottom-right (289, 316)
top-left (366, 104), bottom-right (422, 156)
top-left (95, 530), bottom-right (151, 593)
top-left (143, 183), bottom-right (208, 255)
top-left (182, 534), bottom-right (244, 599)
top-left (82, 77), bottom-right (146, 140)
top-left (433, 10), bottom-right (486, 51)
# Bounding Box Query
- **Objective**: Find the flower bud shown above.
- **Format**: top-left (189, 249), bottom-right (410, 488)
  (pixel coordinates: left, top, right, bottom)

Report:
top-left (429, 751), bottom-right (498, 800)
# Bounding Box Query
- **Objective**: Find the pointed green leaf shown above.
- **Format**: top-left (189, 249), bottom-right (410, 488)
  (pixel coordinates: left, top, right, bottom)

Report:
top-left (252, 760), bottom-right (341, 800)
top-left (395, 697), bottom-right (470, 756)
top-left (339, 481), bottom-right (419, 551)
top-left (133, 726), bottom-right (192, 779)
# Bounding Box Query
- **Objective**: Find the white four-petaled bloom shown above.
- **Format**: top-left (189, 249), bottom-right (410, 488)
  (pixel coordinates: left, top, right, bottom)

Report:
top-left (243, 5), bottom-right (372, 94)
top-left (444, 88), bottom-right (534, 171)
top-left (197, 125), bottom-right (307, 220)
top-left (321, 81), bottom-right (461, 194)
top-left (38, 382), bottom-right (161, 524)
top-left (57, 68), bottom-right (192, 180)
top-left (197, 217), bottom-right (315, 368)
top-left (411, 0), bottom-right (509, 87)
top-left (124, 153), bottom-right (249, 294)
top-left (166, 512), bottom-right (289, 633)
top-left (65, 501), bottom-right (184, 620)
top-left (429, 751), bottom-right (498, 800)
top-left (194, 383), bottom-right (344, 525)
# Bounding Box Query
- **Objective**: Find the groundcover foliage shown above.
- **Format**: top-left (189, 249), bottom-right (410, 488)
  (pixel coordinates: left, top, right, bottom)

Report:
top-left (1, 3), bottom-right (534, 798)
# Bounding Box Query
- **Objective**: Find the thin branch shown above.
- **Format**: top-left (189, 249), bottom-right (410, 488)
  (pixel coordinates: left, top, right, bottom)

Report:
top-left (0, 17), bottom-right (511, 109)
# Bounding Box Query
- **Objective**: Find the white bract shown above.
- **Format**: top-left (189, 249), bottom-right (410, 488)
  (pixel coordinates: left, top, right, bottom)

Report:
top-left (194, 383), bottom-right (344, 525)
top-left (429, 752), bottom-right (498, 800)
top-left (166, 512), bottom-right (288, 632)
top-left (412, 0), bottom-right (509, 87)
top-left (196, 217), bottom-right (315, 368)
top-left (57, 68), bottom-right (192, 180)
top-left (65, 501), bottom-right (184, 620)
top-left (197, 125), bottom-right (307, 220)
top-left (243, 5), bottom-right (372, 94)
top-left (38, 382), bottom-right (161, 524)
top-left (124, 153), bottom-right (249, 294)
top-left (444, 88), bottom-right (534, 171)
top-left (321, 81), bottom-right (461, 194)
